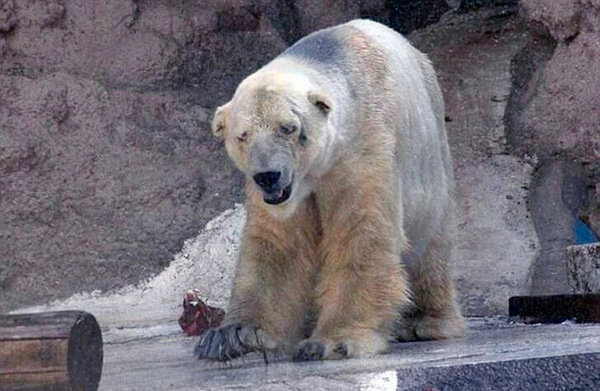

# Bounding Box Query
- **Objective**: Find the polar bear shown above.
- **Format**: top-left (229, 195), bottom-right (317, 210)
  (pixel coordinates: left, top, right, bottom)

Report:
top-left (195, 19), bottom-right (465, 362)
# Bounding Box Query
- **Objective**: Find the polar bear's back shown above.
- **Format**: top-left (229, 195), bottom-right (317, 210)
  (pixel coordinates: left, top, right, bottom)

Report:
top-left (279, 20), bottom-right (454, 258)
top-left (345, 20), bottom-right (454, 256)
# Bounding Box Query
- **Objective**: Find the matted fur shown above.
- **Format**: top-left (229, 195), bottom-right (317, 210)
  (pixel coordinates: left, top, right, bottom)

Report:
top-left (197, 19), bottom-right (465, 362)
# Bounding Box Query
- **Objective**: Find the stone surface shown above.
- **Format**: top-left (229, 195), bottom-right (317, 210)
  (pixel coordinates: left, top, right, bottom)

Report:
top-left (506, 0), bottom-right (600, 295)
top-left (587, 183), bottom-right (600, 235)
top-left (94, 318), bottom-right (600, 391)
top-left (12, 206), bottom-right (245, 328)
top-left (169, 15), bottom-right (286, 108)
top-left (3, 0), bottom-right (599, 322)
top-left (0, 71), bottom-right (244, 312)
top-left (295, 0), bottom-right (360, 38)
top-left (411, 7), bottom-right (538, 315)
top-left (2, 5), bottom-right (542, 317)
top-left (0, 0), bottom-right (16, 33)
top-left (512, 32), bottom-right (600, 166)
top-left (31, 7), bottom-right (539, 318)
top-left (0, 0), bottom-right (299, 312)
top-left (452, 157), bottom-right (537, 314)
top-left (389, 0), bottom-right (450, 33)
top-left (13, 209), bottom-right (600, 389)
top-left (510, 2), bottom-right (600, 209)
top-left (567, 243), bottom-right (600, 294)
top-left (2, 1), bottom-right (170, 86)
top-left (528, 160), bottom-right (576, 295)
top-left (0, 1), bottom-right (288, 89)
top-left (520, 0), bottom-right (582, 41)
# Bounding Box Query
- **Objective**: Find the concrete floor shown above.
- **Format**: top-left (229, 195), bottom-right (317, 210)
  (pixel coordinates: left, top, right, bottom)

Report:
top-left (99, 318), bottom-right (600, 391)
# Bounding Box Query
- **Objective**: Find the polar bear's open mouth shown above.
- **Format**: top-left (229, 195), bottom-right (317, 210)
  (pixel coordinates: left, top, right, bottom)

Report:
top-left (263, 182), bottom-right (293, 205)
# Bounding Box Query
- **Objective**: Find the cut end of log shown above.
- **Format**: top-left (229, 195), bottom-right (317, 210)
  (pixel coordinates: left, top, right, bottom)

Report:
top-left (68, 312), bottom-right (103, 391)
top-left (0, 310), bottom-right (103, 391)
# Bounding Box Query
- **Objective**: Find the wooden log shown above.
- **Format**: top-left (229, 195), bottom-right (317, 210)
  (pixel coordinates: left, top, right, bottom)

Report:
top-left (0, 311), bottom-right (103, 391)
top-left (509, 294), bottom-right (600, 324)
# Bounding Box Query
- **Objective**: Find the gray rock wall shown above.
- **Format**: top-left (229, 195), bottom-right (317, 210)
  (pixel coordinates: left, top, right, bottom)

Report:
top-left (0, 0), bottom-right (276, 311)
top-left (506, 0), bottom-right (600, 294)
top-left (411, 7), bottom-right (539, 315)
top-left (567, 242), bottom-right (600, 294)
top-left (3, 0), bottom-right (600, 318)
top-left (0, 0), bottom-right (385, 312)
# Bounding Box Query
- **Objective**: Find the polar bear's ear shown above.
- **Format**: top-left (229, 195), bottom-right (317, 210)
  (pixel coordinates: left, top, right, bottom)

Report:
top-left (308, 91), bottom-right (332, 114)
top-left (212, 106), bottom-right (228, 139)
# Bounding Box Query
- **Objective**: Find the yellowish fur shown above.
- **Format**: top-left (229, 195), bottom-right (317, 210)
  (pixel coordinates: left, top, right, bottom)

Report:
top-left (207, 19), bottom-right (465, 360)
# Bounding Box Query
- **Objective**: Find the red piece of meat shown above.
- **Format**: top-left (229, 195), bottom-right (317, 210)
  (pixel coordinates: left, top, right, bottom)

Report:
top-left (178, 289), bottom-right (225, 336)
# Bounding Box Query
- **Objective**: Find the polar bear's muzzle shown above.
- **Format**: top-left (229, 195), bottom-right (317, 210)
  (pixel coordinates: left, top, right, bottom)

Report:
top-left (263, 181), bottom-right (293, 205)
top-left (253, 171), bottom-right (293, 205)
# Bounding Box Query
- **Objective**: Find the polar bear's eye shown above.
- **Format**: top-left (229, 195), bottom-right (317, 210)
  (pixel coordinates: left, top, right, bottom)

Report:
top-left (280, 124), bottom-right (297, 135)
top-left (237, 131), bottom-right (248, 142)
top-left (299, 131), bottom-right (308, 145)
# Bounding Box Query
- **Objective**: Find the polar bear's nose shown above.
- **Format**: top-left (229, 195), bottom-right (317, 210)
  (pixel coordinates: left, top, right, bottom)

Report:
top-left (253, 171), bottom-right (281, 191)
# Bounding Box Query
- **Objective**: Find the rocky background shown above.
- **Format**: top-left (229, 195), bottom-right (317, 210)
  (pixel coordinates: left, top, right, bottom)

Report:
top-left (1, 0), bottom-right (598, 315)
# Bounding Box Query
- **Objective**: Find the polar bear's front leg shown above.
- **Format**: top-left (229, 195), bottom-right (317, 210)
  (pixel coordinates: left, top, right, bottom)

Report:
top-left (295, 185), bottom-right (411, 360)
top-left (195, 222), bottom-right (315, 362)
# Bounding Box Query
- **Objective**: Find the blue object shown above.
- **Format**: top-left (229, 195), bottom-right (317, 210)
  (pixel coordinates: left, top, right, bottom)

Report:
top-left (574, 218), bottom-right (599, 244)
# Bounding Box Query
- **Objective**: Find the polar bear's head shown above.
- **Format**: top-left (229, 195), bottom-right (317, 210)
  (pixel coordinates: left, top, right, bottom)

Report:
top-left (212, 70), bottom-right (332, 218)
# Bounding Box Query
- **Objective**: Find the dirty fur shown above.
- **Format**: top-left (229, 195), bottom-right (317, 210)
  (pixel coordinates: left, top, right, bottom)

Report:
top-left (197, 19), bottom-right (466, 362)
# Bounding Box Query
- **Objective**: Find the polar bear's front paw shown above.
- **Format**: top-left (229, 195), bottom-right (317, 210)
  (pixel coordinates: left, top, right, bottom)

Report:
top-left (293, 339), bottom-right (349, 361)
top-left (293, 332), bottom-right (388, 361)
top-left (293, 339), bottom-right (325, 361)
top-left (194, 324), bottom-right (256, 362)
top-left (397, 314), bottom-right (467, 341)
